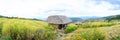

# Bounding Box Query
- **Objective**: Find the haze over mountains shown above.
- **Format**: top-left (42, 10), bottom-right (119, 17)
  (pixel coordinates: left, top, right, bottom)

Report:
top-left (0, 15), bottom-right (99, 20)
top-left (0, 15), bottom-right (102, 22)
top-left (0, 14), bottom-right (120, 22)
top-left (37, 16), bottom-right (101, 21)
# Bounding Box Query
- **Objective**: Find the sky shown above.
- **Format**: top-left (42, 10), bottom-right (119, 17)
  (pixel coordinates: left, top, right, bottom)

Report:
top-left (0, 0), bottom-right (120, 18)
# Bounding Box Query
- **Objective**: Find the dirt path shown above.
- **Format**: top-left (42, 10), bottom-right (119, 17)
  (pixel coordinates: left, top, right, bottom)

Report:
top-left (56, 29), bottom-right (66, 40)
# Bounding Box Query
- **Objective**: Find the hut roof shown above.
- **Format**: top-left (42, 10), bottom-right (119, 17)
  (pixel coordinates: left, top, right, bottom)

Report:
top-left (47, 15), bottom-right (72, 24)
top-left (74, 21), bottom-right (82, 24)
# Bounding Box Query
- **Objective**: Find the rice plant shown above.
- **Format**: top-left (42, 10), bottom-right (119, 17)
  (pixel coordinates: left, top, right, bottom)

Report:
top-left (79, 22), bottom-right (116, 28)
top-left (1, 19), bottom-right (58, 40)
top-left (63, 28), bottom-right (106, 40)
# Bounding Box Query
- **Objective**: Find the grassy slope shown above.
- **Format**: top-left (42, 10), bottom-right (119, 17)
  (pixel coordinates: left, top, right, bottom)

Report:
top-left (0, 18), bottom-right (58, 40)
top-left (0, 18), bottom-right (120, 40)
top-left (100, 24), bottom-right (120, 40)
top-left (62, 24), bottom-right (120, 40)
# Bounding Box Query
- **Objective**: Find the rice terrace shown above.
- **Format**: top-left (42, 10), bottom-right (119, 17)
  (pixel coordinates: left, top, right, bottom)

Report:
top-left (0, 0), bottom-right (120, 40)
top-left (0, 15), bottom-right (120, 40)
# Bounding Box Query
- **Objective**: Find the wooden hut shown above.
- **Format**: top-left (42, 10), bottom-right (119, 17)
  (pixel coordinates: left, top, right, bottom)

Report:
top-left (47, 15), bottom-right (72, 30)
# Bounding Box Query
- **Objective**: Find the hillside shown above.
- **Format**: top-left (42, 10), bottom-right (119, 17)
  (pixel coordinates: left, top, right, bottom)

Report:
top-left (0, 15), bottom-right (120, 40)
top-left (69, 16), bottom-right (101, 22)
top-left (0, 15), bottom-right (43, 21)
top-left (104, 15), bottom-right (120, 22)
top-left (0, 18), bottom-right (59, 40)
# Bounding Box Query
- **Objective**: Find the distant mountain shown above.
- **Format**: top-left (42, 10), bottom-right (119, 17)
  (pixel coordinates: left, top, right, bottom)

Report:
top-left (0, 15), bottom-right (105, 22)
top-left (38, 18), bottom-right (46, 21)
top-left (0, 15), bottom-right (43, 21)
top-left (103, 14), bottom-right (120, 22)
top-left (69, 16), bottom-right (101, 22)
top-left (69, 17), bottom-right (82, 22)
top-left (0, 15), bottom-right (9, 18)
top-left (80, 16), bottom-right (101, 20)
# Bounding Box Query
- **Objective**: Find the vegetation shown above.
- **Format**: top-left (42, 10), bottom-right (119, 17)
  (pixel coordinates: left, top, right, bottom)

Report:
top-left (104, 15), bottom-right (120, 22)
top-left (65, 24), bottom-right (77, 33)
top-left (64, 22), bottom-right (116, 34)
top-left (79, 22), bottom-right (116, 28)
top-left (0, 15), bottom-right (42, 21)
top-left (0, 18), bottom-right (58, 40)
top-left (114, 36), bottom-right (120, 40)
top-left (0, 15), bottom-right (120, 40)
top-left (111, 33), bottom-right (120, 40)
top-left (63, 28), bottom-right (106, 40)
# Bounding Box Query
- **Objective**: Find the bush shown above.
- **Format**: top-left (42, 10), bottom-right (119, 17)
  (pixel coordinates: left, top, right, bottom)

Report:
top-left (65, 24), bottom-right (77, 33)
top-left (63, 28), bottom-right (106, 40)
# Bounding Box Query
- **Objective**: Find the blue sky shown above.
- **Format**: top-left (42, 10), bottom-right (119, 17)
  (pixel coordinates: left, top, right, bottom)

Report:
top-left (0, 0), bottom-right (120, 18)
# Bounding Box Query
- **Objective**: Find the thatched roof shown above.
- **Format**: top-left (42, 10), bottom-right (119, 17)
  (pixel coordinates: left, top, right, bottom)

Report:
top-left (47, 15), bottom-right (72, 24)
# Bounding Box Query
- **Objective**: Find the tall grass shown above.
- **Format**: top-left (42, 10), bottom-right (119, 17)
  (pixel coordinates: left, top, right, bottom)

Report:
top-left (65, 22), bottom-right (116, 34)
top-left (114, 36), bottom-right (120, 40)
top-left (63, 28), bottom-right (106, 40)
top-left (0, 23), bottom-right (3, 34)
top-left (79, 22), bottom-right (116, 28)
top-left (0, 18), bottom-right (118, 40)
top-left (1, 19), bottom-right (58, 40)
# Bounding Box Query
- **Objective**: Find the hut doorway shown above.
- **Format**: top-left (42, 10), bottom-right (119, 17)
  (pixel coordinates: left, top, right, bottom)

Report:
top-left (58, 24), bottom-right (67, 29)
top-left (59, 24), bottom-right (64, 29)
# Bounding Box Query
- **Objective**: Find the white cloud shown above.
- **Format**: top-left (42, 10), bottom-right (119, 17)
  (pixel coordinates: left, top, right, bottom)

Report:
top-left (0, 0), bottom-right (120, 18)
